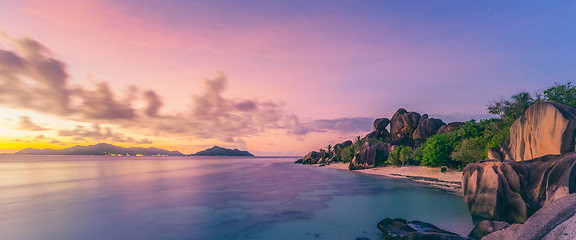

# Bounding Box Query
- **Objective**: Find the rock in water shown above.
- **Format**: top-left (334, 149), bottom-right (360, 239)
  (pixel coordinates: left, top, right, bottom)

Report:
top-left (377, 218), bottom-right (470, 240)
top-left (300, 151), bottom-right (324, 164)
top-left (507, 101), bottom-right (576, 161)
top-left (462, 152), bottom-right (576, 224)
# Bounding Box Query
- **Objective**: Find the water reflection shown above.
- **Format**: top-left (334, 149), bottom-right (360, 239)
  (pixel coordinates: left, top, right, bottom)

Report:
top-left (0, 156), bottom-right (472, 240)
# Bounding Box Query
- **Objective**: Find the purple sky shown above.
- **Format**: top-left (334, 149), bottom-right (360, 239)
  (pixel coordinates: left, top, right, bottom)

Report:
top-left (0, 0), bottom-right (575, 155)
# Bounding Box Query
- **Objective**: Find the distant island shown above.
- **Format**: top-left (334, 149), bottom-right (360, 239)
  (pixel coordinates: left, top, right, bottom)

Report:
top-left (192, 146), bottom-right (254, 156)
top-left (14, 143), bottom-right (184, 156)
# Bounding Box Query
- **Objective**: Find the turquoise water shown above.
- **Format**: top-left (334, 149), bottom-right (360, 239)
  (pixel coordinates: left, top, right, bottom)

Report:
top-left (0, 156), bottom-right (473, 240)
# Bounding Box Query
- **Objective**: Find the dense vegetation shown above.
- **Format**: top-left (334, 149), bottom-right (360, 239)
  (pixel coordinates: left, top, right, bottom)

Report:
top-left (335, 82), bottom-right (576, 169)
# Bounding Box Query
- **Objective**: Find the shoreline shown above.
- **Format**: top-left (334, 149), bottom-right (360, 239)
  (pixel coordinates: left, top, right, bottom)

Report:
top-left (315, 162), bottom-right (463, 196)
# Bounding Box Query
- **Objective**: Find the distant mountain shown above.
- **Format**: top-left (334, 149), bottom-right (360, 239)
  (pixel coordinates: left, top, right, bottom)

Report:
top-left (192, 146), bottom-right (254, 156)
top-left (14, 143), bottom-right (184, 156)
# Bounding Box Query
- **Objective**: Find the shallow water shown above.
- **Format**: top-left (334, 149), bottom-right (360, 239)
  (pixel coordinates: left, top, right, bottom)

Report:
top-left (0, 156), bottom-right (473, 240)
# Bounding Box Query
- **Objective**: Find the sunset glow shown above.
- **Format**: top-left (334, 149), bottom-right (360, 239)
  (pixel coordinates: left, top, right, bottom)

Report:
top-left (1, 0), bottom-right (575, 155)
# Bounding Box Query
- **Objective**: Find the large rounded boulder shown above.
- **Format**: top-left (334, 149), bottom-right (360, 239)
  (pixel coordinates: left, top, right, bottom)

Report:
top-left (390, 108), bottom-right (421, 140)
top-left (462, 152), bottom-right (576, 224)
top-left (413, 115), bottom-right (446, 140)
top-left (349, 142), bottom-right (390, 170)
top-left (373, 118), bottom-right (391, 132)
top-left (506, 101), bottom-right (576, 161)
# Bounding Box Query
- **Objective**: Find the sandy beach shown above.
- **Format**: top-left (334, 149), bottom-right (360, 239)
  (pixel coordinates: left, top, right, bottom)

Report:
top-left (317, 162), bottom-right (463, 195)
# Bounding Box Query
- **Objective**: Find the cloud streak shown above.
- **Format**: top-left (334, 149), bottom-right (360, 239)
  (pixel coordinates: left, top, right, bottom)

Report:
top-left (0, 33), bottom-right (364, 145)
top-left (17, 116), bottom-right (49, 131)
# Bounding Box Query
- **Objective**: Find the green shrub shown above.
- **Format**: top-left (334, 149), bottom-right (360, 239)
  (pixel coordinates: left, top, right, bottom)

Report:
top-left (388, 146), bottom-right (421, 166)
top-left (451, 137), bottom-right (487, 165)
top-left (340, 146), bottom-right (354, 163)
top-left (440, 166), bottom-right (447, 173)
top-left (419, 133), bottom-right (458, 167)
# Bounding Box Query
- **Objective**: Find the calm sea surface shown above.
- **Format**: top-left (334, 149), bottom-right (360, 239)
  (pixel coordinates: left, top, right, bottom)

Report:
top-left (0, 156), bottom-right (473, 240)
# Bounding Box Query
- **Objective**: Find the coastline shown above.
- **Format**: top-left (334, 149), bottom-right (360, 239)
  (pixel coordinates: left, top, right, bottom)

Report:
top-left (316, 163), bottom-right (463, 195)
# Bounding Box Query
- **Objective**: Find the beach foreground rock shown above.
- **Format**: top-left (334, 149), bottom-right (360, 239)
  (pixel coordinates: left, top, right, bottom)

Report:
top-left (482, 193), bottom-right (576, 240)
top-left (462, 152), bottom-right (576, 224)
top-left (377, 218), bottom-right (472, 240)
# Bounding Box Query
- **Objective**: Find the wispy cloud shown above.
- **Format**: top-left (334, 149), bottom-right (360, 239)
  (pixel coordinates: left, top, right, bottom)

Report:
top-left (17, 116), bottom-right (49, 131)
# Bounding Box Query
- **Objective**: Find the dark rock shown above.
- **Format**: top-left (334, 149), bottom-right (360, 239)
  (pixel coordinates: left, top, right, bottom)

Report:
top-left (301, 151), bottom-right (324, 165)
top-left (481, 224), bottom-right (521, 240)
top-left (377, 218), bottom-right (417, 239)
top-left (484, 193), bottom-right (576, 240)
top-left (413, 116), bottom-right (445, 140)
top-left (467, 220), bottom-right (510, 239)
top-left (349, 142), bottom-right (391, 170)
top-left (506, 101), bottom-right (576, 161)
top-left (364, 130), bottom-right (381, 140)
top-left (437, 122), bottom-right (464, 135)
top-left (462, 152), bottom-right (576, 224)
top-left (341, 140), bottom-right (353, 148)
top-left (349, 142), bottom-right (376, 170)
top-left (374, 118), bottom-right (391, 132)
top-left (377, 218), bottom-right (469, 240)
top-left (390, 136), bottom-right (415, 147)
top-left (390, 108), bottom-right (421, 140)
top-left (294, 159), bottom-right (303, 163)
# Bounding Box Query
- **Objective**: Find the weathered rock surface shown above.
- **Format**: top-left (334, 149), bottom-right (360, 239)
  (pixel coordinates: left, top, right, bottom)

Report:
top-left (467, 220), bottom-right (510, 239)
top-left (341, 140), bottom-right (353, 148)
top-left (506, 101), bottom-right (576, 161)
top-left (299, 151), bottom-right (325, 165)
top-left (437, 122), bottom-right (465, 135)
top-left (462, 160), bottom-right (526, 224)
top-left (390, 136), bottom-right (415, 147)
top-left (413, 115), bottom-right (446, 140)
top-left (349, 142), bottom-right (391, 170)
top-left (483, 193), bottom-right (576, 240)
top-left (374, 118), bottom-right (391, 132)
top-left (462, 152), bottom-right (576, 224)
top-left (377, 218), bottom-right (470, 240)
top-left (349, 142), bottom-right (376, 170)
top-left (364, 130), bottom-right (381, 140)
top-left (390, 108), bottom-right (421, 140)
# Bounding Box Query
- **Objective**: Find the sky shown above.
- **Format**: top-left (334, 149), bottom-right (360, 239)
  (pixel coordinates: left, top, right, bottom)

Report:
top-left (0, 0), bottom-right (575, 155)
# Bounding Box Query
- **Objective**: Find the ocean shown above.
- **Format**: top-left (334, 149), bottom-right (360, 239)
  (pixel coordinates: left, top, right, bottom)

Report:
top-left (0, 156), bottom-right (473, 240)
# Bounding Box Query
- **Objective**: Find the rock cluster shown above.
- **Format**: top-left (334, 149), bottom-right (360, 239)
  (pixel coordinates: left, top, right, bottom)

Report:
top-left (459, 102), bottom-right (576, 239)
top-left (461, 102), bottom-right (576, 226)
top-left (462, 153), bottom-right (576, 225)
top-left (294, 151), bottom-right (326, 164)
top-left (297, 108), bottom-right (463, 171)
